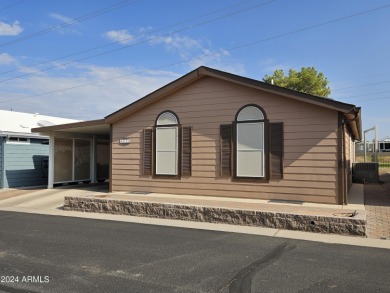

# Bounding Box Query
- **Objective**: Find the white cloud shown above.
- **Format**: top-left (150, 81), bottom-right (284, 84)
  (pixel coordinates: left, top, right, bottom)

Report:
top-left (150, 33), bottom-right (245, 74)
top-left (49, 13), bottom-right (74, 23)
top-left (48, 13), bottom-right (81, 35)
top-left (0, 21), bottom-right (23, 36)
top-left (258, 58), bottom-right (292, 75)
top-left (0, 30), bottom-right (247, 119)
top-left (103, 30), bottom-right (134, 44)
top-left (151, 35), bottom-right (202, 57)
top-left (0, 64), bottom-right (179, 120)
top-left (0, 53), bottom-right (16, 65)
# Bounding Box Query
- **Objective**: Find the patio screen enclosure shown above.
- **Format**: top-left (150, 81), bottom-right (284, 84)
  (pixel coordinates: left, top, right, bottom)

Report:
top-left (53, 137), bottom-right (109, 184)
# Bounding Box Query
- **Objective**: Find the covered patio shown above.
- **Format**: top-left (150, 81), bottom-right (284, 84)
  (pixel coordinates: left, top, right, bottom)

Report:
top-left (32, 119), bottom-right (110, 189)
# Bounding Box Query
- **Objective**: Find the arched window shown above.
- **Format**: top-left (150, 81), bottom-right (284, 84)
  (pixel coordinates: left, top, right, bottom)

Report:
top-left (155, 111), bottom-right (179, 175)
top-left (235, 105), bottom-right (265, 178)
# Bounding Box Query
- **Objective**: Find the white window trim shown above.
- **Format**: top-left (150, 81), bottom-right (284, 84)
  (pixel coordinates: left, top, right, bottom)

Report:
top-left (155, 111), bottom-right (180, 176)
top-left (236, 122), bottom-right (265, 178)
top-left (155, 126), bottom-right (179, 176)
top-left (235, 105), bottom-right (266, 179)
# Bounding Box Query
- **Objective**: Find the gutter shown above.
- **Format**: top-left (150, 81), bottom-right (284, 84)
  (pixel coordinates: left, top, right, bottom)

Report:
top-left (343, 107), bottom-right (362, 141)
top-left (0, 131), bottom-right (48, 139)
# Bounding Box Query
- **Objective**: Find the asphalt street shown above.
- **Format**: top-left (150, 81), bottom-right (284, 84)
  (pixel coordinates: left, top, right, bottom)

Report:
top-left (0, 211), bottom-right (389, 293)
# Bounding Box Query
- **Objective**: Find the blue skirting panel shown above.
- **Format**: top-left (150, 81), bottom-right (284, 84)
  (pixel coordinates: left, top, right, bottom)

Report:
top-left (3, 138), bottom-right (49, 188)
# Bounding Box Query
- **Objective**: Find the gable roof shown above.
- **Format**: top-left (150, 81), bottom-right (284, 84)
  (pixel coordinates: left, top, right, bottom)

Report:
top-left (105, 66), bottom-right (361, 140)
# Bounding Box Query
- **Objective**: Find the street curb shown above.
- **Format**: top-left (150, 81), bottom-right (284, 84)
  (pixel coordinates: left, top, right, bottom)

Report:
top-left (1, 206), bottom-right (388, 249)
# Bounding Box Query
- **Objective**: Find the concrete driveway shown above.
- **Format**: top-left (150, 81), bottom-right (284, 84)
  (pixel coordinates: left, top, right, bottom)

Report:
top-left (0, 183), bottom-right (108, 211)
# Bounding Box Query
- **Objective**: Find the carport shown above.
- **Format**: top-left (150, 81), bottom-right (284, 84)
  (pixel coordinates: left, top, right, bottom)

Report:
top-left (32, 119), bottom-right (110, 189)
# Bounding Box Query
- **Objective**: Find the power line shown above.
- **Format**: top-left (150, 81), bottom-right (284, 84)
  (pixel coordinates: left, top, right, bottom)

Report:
top-left (0, 0), bottom-right (259, 76)
top-left (332, 80), bottom-right (390, 91)
top-left (351, 95), bottom-right (390, 103)
top-left (0, 0), bottom-right (276, 83)
top-left (0, 0), bottom-right (140, 48)
top-left (0, 0), bottom-right (25, 13)
top-left (333, 90), bottom-right (390, 100)
top-left (1, 3), bottom-right (390, 104)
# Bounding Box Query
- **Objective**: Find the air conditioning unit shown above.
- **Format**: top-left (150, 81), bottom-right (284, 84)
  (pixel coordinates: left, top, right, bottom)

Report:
top-left (352, 162), bottom-right (379, 183)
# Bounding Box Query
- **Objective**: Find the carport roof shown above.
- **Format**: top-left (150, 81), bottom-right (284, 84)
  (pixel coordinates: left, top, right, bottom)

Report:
top-left (31, 119), bottom-right (110, 135)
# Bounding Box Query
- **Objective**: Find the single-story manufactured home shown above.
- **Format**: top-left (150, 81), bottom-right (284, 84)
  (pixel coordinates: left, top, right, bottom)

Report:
top-left (33, 66), bottom-right (361, 205)
top-left (0, 110), bottom-right (78, 188)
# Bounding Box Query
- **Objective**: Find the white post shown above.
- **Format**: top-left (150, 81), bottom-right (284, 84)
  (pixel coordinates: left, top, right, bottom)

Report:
top-left (374, 126), bottom-right (378, 162)
top-left (72, 139), bottom-right (75, 181)
top-left (363, 126), bottom-right (378, 163)
top-left (48, 134), bottom-right (55, 189)
top-left (91, 135), bottom-right (96, 183)
top-left (364, 131), bottom-right (367, 162)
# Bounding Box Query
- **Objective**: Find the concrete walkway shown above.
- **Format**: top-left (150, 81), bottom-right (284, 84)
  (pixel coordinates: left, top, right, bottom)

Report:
top-left (63, 184), bottom-right (367, 237)
top-left (364, 173), bottom-right (390, 239)
top-left (0, 186), bottom-right (45, 201)
top-left (0, 183), bottom-right (108, 210)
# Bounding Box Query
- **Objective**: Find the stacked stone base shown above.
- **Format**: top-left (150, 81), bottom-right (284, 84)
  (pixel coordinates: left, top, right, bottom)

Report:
top-left (64, 197), bottom-right (366, 236)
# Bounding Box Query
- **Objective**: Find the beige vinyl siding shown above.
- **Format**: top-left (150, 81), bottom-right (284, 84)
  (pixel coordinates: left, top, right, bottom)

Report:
top-left (111, 77), bottom-right (339, 204)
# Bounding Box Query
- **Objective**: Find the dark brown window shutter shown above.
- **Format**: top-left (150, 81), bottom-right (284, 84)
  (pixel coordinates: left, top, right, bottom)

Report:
top-left (220, 124), bottom-right (232, 176)
top-left (143, 128), bottom-right (153, 175)
top-left (182, 126), bottom-right (192, 176)
top-left (270, 122), bottom-right (284, 179)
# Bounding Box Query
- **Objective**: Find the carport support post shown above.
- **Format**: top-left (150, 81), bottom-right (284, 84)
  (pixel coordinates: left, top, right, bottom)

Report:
top-left (364, 132), bottom-right (366, 162)
top-left (91, 135), bottom-right (96, 183)
top-left (48, 134), bottom-right (54, 189)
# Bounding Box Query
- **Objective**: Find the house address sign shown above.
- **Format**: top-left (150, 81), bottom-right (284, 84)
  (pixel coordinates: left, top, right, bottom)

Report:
top-left (119, 138), bottom-right (131, 144)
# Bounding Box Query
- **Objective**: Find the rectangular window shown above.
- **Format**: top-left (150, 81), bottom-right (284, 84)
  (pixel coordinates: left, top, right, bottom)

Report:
top-left (6, 137), bottom-right (30, 144)
top-left (156, 127), bottom-right (178, 175)
top-left (236, 122), bottom-right (264, 177)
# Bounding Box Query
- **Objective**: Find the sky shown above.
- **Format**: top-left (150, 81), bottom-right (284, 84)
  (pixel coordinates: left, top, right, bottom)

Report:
top-left (0, 0), bottom-right (390, 140)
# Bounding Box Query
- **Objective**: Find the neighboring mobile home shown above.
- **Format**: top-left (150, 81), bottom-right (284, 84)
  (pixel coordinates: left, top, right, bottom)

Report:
top-left (33, 66), bottom-right (361, 205)
top-left (0, 110), bottom-right (78, 188)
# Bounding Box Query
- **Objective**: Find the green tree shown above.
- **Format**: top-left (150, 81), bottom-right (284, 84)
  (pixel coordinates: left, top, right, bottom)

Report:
top-left (263, 67), bottom-right (331, 97)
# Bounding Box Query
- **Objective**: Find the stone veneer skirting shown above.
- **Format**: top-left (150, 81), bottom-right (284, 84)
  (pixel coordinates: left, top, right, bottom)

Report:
top-left (63, 197), bottom-right (366, 236)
